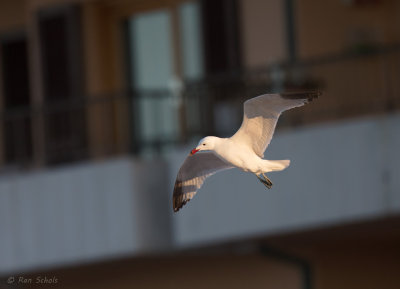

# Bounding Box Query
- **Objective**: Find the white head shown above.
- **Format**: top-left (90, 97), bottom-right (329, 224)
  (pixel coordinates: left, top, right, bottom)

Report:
top-left (190, 136), bottom-right (219, 155)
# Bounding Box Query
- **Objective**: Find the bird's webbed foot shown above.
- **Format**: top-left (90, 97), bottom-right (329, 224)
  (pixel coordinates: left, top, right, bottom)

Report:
top-left (256, 173), bottom-right (273, 189)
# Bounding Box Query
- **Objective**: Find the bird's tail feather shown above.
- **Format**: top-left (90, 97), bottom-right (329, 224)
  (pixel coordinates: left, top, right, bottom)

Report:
top-left (265, 160), bottom-right (290, 172)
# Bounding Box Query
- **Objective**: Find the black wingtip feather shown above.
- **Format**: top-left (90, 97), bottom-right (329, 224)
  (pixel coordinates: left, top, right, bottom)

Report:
top-left (281, 90), bottom-right (322, 102)
top-left (173, 194), bottom-right (190, 212)
top-left (172, 181), bottom-right (191, 212)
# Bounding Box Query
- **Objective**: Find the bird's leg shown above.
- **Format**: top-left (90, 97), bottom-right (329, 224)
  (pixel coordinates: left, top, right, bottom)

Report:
top-left (262, 173), bottom-right (273, 188)
top-left (256, 174), bottom-right (272, 189)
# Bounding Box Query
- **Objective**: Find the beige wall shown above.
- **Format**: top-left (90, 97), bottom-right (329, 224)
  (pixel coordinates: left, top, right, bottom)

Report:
top-left (0, 0), bottom-right (26, 33)
top-left (296, 0), bottom-right (400, 59)
top-left (82, 2), bottom-right (122, 157)
top-left (240, 0), bottom-right (287, 69)
top-left (238, 0), bottom-right (400, 66)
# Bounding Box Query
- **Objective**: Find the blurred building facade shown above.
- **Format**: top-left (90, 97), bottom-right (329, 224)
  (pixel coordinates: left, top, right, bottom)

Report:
top-left (0, 0), bottom-right (400, 288)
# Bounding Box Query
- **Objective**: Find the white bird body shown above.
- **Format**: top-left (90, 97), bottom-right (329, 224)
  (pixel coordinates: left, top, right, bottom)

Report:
top-left (210, 136), bottom-right (289, 174)
top-left (172, 91), bottom-right (320, 212)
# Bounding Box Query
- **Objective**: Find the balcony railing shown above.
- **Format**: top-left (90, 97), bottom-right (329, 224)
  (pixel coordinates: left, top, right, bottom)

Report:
top-left (1, 45), bottom-right (400, 171)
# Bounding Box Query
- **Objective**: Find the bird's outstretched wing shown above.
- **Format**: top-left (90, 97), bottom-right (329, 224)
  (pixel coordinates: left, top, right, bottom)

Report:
top-left (173, 152), bottom-right (233, 212)
top-left (231, 91), bottom-right (320, 158)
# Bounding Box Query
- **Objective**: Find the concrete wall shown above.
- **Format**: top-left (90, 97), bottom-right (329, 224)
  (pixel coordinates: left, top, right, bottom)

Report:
top-left (0, 158), bottom-right (172, 274)
top-left (171, 113), bottom-right (400, 246)
top-left (1, 113), bottom-right (399, 275)
top-left (1, 0), bottom-right (398, 281)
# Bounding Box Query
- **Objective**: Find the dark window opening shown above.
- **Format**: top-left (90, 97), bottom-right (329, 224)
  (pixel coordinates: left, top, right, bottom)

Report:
top-left (38, 6), bottom-right (87, 165)
top-left (1, 35), bottom-right (33, 164)
top-left (201, 0), bottom-right (242, 75)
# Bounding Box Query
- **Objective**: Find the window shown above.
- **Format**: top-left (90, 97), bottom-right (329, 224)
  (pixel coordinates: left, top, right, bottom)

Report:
top-left (0, 33), bottom-right (33, 165)
top-left (38, 6), bottom-right (87, 164)
top-left (201, 0), bottom-right (241, 74)
top-left (125, 0), bottom-right (242, 155)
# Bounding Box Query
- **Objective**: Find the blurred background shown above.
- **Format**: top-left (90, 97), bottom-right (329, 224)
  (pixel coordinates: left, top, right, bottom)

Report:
top-left (0, 0), bottom-right (400, 288)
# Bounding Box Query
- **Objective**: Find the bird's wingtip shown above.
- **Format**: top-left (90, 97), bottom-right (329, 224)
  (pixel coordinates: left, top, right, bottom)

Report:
top-left (281, 90), bottom-right (322, 102)
top-left (173, 195), bottom-right (190, 213)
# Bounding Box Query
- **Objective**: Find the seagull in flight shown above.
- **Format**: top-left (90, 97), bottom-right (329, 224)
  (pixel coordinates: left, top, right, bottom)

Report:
top-left (172, 91), bottom-right (320, 212)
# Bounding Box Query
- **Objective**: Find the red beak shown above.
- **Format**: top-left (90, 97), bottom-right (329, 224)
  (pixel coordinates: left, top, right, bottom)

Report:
top-left (190, 148), bottom-right (200, 155)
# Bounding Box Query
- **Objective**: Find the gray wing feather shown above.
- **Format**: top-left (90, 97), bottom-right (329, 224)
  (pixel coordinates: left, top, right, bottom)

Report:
top-left (231, 91), bottom-right (320, 158)
top-left (173, 152), bottom-right (233, 212)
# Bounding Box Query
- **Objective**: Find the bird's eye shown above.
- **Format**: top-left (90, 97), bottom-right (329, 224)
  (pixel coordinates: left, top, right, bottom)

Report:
top-left (203, 143), bottom-right (206, 146)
